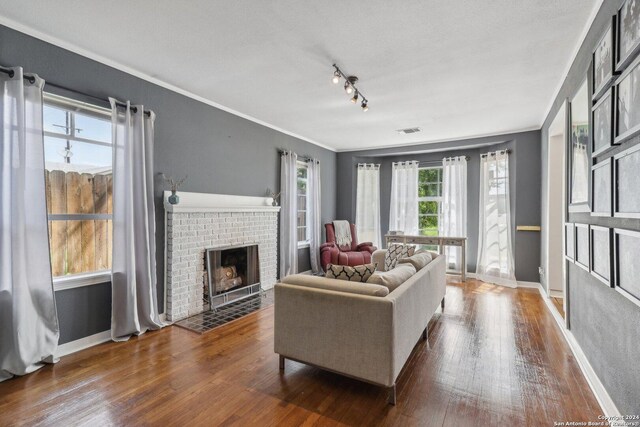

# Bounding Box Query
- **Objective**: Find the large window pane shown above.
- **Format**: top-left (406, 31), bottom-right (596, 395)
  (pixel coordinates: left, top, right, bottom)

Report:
top-left (45, 170), bottom-right (113, 215)
top-left (75, 113), bottom-right (111, 143)
top-left (47, 219), bottom-right (112, 277)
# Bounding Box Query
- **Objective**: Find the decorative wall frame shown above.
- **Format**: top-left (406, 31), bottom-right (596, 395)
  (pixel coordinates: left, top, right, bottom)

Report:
top-left (613, 228), bottom-right (640, 307)
top-left (591, 87), bottom-right (615, 156)
top-left (594, 17), bottom-right (617, 100)
top-left (616, 0), bottom-right (640, 72)
top-left (591, 158), bottom-right (613, 217)
top-left (575, 223), bottom-right (590, 272)
top-left (565, 223), bottom-right (575, 262)
top-left (614, 142), bottom-right (640, 218)
top-left (590, 225), bottom-right (613, 286)
top-left (569, 81), bottom-right (591, 212)
top-left (614, 54), bottom-right (640, 144)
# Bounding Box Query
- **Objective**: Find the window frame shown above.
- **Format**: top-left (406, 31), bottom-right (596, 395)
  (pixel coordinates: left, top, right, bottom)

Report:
top-left (44, 93), bottom-right (114, 290)
top-left (296, 161), bottom-right (310, 248)
top-left (417, 166), bottom-right (443, 237)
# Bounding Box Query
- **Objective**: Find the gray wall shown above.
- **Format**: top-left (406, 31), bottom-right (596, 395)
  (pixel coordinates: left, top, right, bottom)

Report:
top-left (540, 0), bottom-right (640, 414)
top-left (0, 25), bottom-right (336, 344)
top-left (336, 129), bottom-right (542, 282)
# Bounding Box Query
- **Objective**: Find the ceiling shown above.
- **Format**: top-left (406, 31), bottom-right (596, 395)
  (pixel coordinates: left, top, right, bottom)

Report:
top-left (0, 0), bottom-right (599, 151)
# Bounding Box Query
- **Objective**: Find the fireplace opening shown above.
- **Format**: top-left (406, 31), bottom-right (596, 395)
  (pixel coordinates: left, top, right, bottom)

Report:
top-left (205, 244), bottom-right (261, 309)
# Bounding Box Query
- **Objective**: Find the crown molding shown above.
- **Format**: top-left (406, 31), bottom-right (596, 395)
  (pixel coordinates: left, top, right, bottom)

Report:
top-left (0, 16), bottom-right (337, 153)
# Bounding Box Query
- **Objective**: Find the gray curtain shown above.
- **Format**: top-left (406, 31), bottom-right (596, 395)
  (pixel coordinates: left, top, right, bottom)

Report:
top-left (279, 151), bottom-right (298, 278)
top-left (110, 99), bottom-right (162, 341)
top-left (0, 68), bottom-right (59, 381)
top-left (307, 159), bottom-right (322, 274)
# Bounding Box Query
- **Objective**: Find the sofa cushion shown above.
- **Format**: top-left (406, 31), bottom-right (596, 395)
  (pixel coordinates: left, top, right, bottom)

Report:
top-left (397, 252), bottom-right (433, 271)
top-left (281, 274), bottom-right (389, 297)
top-left (367, 263), bottom-right (417, 292)
top-left (384, 244), bottom-right (416, 271)
top-left (325, 263), bottom-right (376, 282)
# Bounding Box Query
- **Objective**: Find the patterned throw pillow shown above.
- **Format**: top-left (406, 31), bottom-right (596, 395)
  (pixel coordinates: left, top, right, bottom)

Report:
top-left (325, 263), bottom-right (377, 282)
top-left (384, 244), bottom-right (416, 271)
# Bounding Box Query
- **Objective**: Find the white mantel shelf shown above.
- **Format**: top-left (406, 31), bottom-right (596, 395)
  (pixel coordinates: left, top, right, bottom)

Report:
top-left (163, 191), bottom-right (281, 213)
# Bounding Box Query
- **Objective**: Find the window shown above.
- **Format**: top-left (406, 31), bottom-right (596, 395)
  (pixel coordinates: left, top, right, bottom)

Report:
top-left (43, 93), bottom-right (113, 284)
top-left (418, 167), bottom-right (443, 236)
top-left (297, 162), bottom-right (310, 246)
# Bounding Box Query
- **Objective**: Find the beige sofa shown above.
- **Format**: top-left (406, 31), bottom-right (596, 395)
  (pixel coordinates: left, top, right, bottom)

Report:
top-left (274, 250), bottom-right (446, 405)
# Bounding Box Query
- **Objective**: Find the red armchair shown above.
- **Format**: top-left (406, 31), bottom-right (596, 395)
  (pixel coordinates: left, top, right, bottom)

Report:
top-left (320, 222), bottom-right (377, 272)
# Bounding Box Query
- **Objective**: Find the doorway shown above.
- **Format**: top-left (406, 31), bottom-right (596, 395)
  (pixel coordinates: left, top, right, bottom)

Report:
top-left (545, 102), bottom-right (567, 318)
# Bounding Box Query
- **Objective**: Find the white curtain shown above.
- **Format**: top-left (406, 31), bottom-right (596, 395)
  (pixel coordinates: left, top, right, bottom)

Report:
top-left (476, 151), bottom-right (516, 287)
top-left (389, 161), bottom-right (419, 235)
top-left (279, 151), bottom-right (298, 278)
top-left (307, 159), bottom-right (322, 274)
top-left (0, 68), bottom-right (59, 381)
top-left (110, 99), bottom-right (163, 341)
top-left (440, 156), bottom-right (467, 271)
top-left (356, 163), bottom-right (381, 248)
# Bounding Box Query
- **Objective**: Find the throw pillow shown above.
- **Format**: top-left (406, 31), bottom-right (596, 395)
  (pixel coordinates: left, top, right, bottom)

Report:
top-left (367, 263), bottom-right (416, 292)
top-left (384, 244), bottom-right (416, 271)
top-left (325, 263), bottom-right (377, 283)
top-left (397, 252), bottom-right (433, 271)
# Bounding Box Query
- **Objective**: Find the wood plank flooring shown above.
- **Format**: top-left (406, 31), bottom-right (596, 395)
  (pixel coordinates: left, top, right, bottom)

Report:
top-left (0, 278), bottom-right (602, 426)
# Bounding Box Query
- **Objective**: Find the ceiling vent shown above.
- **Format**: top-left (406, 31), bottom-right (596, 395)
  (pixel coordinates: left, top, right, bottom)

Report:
top-left (396, 127), bottom-right (421, 134)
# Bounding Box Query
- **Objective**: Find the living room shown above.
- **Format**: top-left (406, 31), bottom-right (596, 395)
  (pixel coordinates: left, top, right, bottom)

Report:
top-left (0, 1), bottom-right (639, 425)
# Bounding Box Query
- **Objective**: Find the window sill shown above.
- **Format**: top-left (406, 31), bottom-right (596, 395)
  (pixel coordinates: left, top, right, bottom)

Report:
top-left (54, 271), bottom-right (111, 291)
top-left (297, 242), bottom-right (310, 249)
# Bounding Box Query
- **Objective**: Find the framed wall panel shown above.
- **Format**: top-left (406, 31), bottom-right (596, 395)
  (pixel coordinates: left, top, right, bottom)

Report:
top-left (565, 223), bottom-right (575, 262)
top-left (614, 142), bottom-right (640, 218)
top-left (614, 228), bottom-right (640, 307)
top-left (614, 55), bottom-right (640, 144)
top-left (591, 158), bottom-right (613, 217)
top-left (591, 88), bottom-right (615, 156)
top-left (593, 17), bottom-right (616, 101)
top-left (616, 0), bottom-right (640, 72)
top-left (575, 223), bottom-right (590, 272)
top-left (569, 82), bottom-right (591, 212)
top-left (590, 225), bottom-right (613, 286)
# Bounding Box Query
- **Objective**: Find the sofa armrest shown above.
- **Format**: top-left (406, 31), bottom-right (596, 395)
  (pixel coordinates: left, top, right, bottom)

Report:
top-left (387, 255), bottom-right (446, 381)
top-left (372, 249), bottom-right (387, 271)
top-left (274, 283), bottom-right (395, 387)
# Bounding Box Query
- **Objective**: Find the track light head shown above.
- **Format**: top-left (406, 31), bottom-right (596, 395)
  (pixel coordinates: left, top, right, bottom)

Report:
top-left (344, 82), bottom-right (353, 94)
top-left (332, 70), bottom-right (340, 84)
top-left (351, 92), bottom-right (359, 103)
top-left (361, 100), bottom-right (368, 112)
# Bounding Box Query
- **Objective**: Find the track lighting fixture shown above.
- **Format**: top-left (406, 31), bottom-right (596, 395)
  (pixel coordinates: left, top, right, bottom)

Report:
top-left (332, 64), bottom-right (370, 112)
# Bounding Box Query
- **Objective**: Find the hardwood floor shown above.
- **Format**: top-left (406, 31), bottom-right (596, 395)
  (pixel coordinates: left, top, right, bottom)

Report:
top-left (0, 278), bottom-right (602, 426)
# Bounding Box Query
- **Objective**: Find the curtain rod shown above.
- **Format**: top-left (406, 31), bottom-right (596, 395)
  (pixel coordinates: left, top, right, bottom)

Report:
top-left (0, 65), bottom-right (152, 117)
top-left (278, 149), bottom-right (318, 162)
top-left (481, 149), bottom-right (511, 158)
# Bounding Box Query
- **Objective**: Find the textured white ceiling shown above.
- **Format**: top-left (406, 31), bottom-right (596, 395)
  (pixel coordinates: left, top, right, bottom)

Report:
top-left (0, 0), bottom-right (599, 151)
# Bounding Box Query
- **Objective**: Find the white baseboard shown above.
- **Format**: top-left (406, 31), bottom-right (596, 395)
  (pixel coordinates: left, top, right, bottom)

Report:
top-left (56, 330), bottom-right (111, 358)
top-left (537, 286), bottom-right (620, 417)
top-left (516, 281), bottom-right (543, 289)
top-left (548, 289), bottom-right (563, 298)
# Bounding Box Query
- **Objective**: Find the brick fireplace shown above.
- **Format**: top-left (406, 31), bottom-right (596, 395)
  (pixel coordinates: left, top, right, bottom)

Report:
top-left (163, 191), bottom-right (279, 322)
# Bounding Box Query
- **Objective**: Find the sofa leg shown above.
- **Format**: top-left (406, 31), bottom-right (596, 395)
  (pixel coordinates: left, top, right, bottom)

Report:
top-left (387, 384), bottom-right (396, 406)
top-left (422, 327), bottom-right (428, 341)
top-left (441, 296), bottom-right (445, 309)
top-left (279, 355), bottom-right (285, 371)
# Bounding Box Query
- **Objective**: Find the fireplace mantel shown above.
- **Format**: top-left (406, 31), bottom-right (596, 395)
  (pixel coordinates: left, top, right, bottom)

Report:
top-left (163, 191), bottom-right (281, 213)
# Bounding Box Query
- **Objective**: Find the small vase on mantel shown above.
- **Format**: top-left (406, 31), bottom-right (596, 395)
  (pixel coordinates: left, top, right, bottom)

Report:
top-left (168, 190), bottom-right (180, 205)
